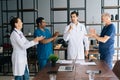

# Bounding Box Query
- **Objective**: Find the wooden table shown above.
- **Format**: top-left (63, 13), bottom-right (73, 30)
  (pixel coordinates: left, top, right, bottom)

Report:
top-left (33, 60), bottom-right (119, 80)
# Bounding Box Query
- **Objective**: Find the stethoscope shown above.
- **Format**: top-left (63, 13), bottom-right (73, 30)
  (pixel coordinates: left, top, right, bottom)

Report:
top-left (70, 23), bottom-right (82, 31)
top-left (14, 29), bottom-right (23, 38)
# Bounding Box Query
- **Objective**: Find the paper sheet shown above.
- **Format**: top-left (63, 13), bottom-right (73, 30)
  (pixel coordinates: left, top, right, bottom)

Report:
top-left (80, 62), bottom-right (96, 66)
top-left (57, 60), bottom-right (96, 65)
top-left (56, 60), bottom-right (72, 64)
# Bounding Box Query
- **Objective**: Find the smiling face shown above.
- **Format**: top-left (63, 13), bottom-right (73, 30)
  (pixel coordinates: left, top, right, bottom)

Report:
top-left (101, 13), bottom-right (111, 26)
top-left (15, 18), bottom-right (23, 30)
top-left (101, 16), bottom-right (108, 24)
top-left (71, 13), bottom-right (78, 24)
top-left (40, 20), bottom-right (47, 28)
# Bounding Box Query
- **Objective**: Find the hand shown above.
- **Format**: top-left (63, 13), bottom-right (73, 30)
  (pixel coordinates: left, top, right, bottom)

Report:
top-left (89, 28), bottom-right (96, 34)
top-left (86, 33), bottom-right (95, 38)
top-left (86, 28), bottom-right (96, 38)
top-left (37, 36), bottom-right (45, 41)
top-left (52, 32), bottom-right (59, 41)
top-left (85, 50), bottom-right (89, 58)
top-left (54, 32), bottom-right (59, 37)
top-left (68, 25), bottom-right (73, 32)
top-left (34, 36), bottom-right (44, 42)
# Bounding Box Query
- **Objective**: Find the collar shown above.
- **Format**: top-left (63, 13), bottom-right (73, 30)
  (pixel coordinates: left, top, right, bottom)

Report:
top-left (70, 22), bottom-right (80, 26)
top-left (14, 28), bottom-right (22, 34)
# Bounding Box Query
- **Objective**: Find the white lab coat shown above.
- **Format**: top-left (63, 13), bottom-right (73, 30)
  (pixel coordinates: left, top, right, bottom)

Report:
top-left (63, 22), bottom-right (89, 59)
top-left (10, 28), bottom-right (38, 76)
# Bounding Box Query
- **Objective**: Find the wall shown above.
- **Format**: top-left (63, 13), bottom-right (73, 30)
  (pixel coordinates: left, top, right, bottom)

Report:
top-left (38, 0), bottom-right (50, 22)
top-left (0, 0), bottom-right (19, 45)
top-left (0, 0), bottom-right (119, 49)
top-left (53, 0), bottom-right (87, 34)
top-left (86, 0), bottom-right (101, 35)
top-left (0, 2), bottom-right (1, 45)
top-left (0, 0), bottom-right (101, 45)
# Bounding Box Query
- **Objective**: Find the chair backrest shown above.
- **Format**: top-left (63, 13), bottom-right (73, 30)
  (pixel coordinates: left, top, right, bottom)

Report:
top-left (112, 60), bottom-right (120, 79)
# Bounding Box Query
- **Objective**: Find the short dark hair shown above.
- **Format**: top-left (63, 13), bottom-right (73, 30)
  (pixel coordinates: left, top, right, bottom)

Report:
top-left (36, 17), bottom-right (44, 25)
top-left (10, 17), bottom-right (19, 32)
top-left (71, 11), bottom-right (79, 17)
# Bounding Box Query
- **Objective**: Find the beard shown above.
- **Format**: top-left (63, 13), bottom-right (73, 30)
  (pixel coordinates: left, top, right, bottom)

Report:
top-left (102, 22), bottom-right (106, 26)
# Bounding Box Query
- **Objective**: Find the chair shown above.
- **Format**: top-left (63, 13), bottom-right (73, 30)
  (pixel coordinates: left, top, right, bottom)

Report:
top-left (27, 47), bottom-right (38, 73)
top-left (112, 60), bottom-right (120, 79)
top-left (88, 53), bottom-right (100, 60)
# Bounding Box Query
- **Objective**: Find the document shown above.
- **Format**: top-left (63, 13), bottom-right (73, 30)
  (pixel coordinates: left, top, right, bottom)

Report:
top-left (57, 60), bottom-right (96, 65)
top-left (56, 60), bottom-right (72, 64)
top-left (80, 61), bottom-right (96, 66)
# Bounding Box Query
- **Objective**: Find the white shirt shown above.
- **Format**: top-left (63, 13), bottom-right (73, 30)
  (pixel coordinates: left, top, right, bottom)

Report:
top-left (63, 22), bottom-right (89, 59)
top-left (10, 28), bottom-right (38, 76)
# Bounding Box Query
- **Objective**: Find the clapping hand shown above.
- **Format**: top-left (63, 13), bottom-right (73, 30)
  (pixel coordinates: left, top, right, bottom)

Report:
top-left (52, 32), bottom-right (59, 41)
top-left (34, 36), bottom-right (45, 42)
top-left (54, 32), bottom-right (59, 37)
top-left (89, 28), bottom-right (96, 34)
top-left (86, 28), bottom-right (96, 38)
top-left (37, 36), bottom-right (45, 41)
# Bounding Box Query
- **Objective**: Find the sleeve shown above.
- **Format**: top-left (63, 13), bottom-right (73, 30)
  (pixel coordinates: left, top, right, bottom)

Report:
top-left (11, 31), bottom-right (38, 50)
top-left (34, 29), bottom-right (42, 37)
top-left (24, 37), bottom-right (38, 49)
top-left (105, 25), bottom-right (115, 37)
top-left (83, 25), bottom-right (89, 50)
top-left (63, 25), bottom-right (70, 41)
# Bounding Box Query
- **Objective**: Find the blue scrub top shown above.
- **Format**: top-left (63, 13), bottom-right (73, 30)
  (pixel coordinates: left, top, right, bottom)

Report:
top-left (34, 28), bottom-right (53, 59)
top-left (99, 24), bottom-right (115, 55)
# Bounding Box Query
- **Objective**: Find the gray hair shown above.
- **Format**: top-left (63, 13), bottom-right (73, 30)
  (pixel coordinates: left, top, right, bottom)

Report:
top-left (102, 13), bottom-right (111, 19)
